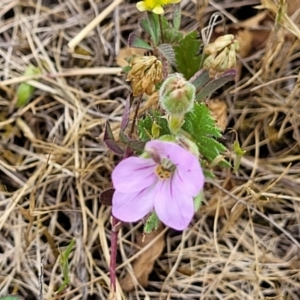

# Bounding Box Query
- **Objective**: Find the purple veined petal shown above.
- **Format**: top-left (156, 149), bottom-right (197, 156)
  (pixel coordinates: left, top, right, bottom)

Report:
top-left (145, 140), bottom-right (197, 167)
top-left (153, 179), bottom-right (194, 231)
top-left (172, 160), bottom-right (205, 197)
top-left (112, 187), bottom-right (155, 222)
top-left (112, 157), bottom-right (157, 193)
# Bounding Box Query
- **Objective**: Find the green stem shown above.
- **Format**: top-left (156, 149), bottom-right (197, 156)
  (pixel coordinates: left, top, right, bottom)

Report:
top-left (158, 15), bottom-right (164, 43)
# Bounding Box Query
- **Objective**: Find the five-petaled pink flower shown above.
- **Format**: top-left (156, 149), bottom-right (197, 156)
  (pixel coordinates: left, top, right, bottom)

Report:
top-left (112, 140), bottom-right (204, 230)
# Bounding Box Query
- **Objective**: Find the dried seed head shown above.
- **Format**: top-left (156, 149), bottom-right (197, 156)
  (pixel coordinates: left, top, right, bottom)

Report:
top-left (127, 56), bottom-right (163, 97)
top-left (203, 35), bottom-right (239, 76)
top-left (204, 34), bottom-right (235, 55)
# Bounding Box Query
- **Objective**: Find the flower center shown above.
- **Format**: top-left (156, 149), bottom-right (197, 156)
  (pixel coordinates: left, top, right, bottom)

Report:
top-left (155, 159), bottom-right (175, 180)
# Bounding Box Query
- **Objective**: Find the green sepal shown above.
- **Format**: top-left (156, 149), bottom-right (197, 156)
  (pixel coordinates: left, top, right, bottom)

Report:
top-left (137, 111), bottom-right (170, 142)
top-left (144, 212), bottom-right (160, 234)
top-left (194, 191), bottom-right (204, 211)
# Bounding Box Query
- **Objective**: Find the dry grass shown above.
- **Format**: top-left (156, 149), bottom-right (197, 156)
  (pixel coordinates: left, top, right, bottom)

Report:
top-left (1, 0), bottom-right (300, 299)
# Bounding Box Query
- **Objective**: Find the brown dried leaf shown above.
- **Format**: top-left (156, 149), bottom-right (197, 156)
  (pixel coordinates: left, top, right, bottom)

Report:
top-left (287, 0), bottom-right (300, 19)
top-left (120, 226), bottom-right (165, 292)
top-left (208, 98), bottom-right (227, 131)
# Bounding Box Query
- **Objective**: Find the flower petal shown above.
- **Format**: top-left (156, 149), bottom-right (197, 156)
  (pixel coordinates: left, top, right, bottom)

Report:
top-left (145, 140), bottom-right (196, 167)
top-left (146, 140), bottom-right (204, 196)
top-left (167, 0), bottom-right (180, 3)
top-left (112, 157), bottom-right (157, 193)
top-left (152, 5), bottom-right (164, 14)
top-left (136, 1), bottom-right (148, 11)
top-left (112, 187), bottom-right (154, 222)
top-left (154, 179), bottom-right (194, 230)
top-left (172, 159), bottom-right (204, 196)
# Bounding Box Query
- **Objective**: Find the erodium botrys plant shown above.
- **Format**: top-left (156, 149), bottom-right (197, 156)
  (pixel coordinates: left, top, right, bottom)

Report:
top-left (101, 0), bottom-right (240, 292)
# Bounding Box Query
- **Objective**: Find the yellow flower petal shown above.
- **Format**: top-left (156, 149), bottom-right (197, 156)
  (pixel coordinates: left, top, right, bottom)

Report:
top-left (163, 0), bottom-right (180, 3)
top-left (152, 4), bottom-right (164, 14)
top-left (136, 1), bottom-right (148, 11)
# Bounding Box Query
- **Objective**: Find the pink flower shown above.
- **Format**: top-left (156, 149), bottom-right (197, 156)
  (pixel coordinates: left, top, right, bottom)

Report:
top-left (112, 140), bottom-right (204, 230)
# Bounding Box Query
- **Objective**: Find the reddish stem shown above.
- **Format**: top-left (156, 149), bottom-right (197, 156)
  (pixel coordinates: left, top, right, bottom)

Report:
top-left (110, 95), bottom-right (141, 291)
top-left (110, 215), bottom-right (118, 291)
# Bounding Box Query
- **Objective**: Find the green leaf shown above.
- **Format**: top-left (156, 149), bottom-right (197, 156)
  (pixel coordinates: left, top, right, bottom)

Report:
top-left (0, 297), bottom-right (23, 300)
top-left (16, 65), bottom-right (40, 108)
top-left (182, 102), bottom-right (229, 167)
top-left (144, 212), bottom-right (160, 234)
top-left (122, 65), bottom-right (131, 74)
top-left (233, 140), bottom-right (246, 172)
top-left (137, 111), bottom-right (170, 142)
top-left (173, 4), bottom-right (181, 30)
top-left (128, 33), bottom-right (153, 50)
top-left (145, 12), bottom-right (160, 46)
top-left (189, 69), bottom-right (210, 91)
top-left (196, 69), bottom-right (236, 101)
top-left (174, 31), bottom-right (201, 79)
top-left (56, 239), bottom-right (75, 294)
top-left (160, 15), bottom-right (183, 44)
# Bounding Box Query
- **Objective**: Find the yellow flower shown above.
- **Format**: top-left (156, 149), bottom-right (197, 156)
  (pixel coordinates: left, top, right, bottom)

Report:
top-left (136, 0), bottom-right (180, 15)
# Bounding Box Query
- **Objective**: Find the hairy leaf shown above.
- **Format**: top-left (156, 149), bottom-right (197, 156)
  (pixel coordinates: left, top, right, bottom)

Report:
top-left (157, 43), bottom-right (176, 66)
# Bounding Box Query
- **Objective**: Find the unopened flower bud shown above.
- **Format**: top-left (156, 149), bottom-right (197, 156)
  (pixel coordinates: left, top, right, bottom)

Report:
top-left (159, 73), bottom-right (195, 115)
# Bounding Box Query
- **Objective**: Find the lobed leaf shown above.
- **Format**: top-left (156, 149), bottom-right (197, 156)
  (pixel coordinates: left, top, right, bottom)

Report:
top-left (183, 102), bottom-right (229, 167)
